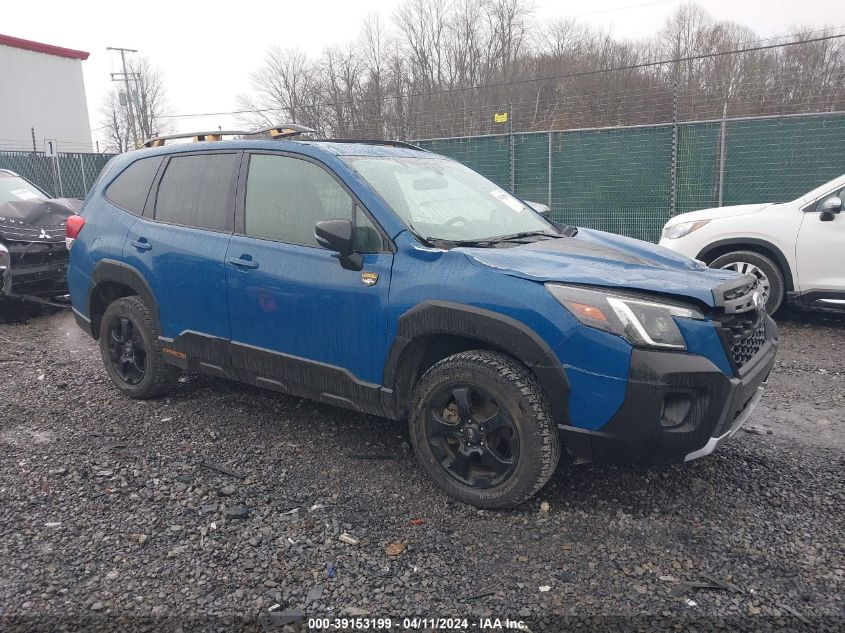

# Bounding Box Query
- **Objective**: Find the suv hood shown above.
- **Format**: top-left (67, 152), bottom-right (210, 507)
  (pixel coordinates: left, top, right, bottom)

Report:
top-left (664, 203), bottom-right (771, 225)
top-left (462, 227), bottom-right (740, 307)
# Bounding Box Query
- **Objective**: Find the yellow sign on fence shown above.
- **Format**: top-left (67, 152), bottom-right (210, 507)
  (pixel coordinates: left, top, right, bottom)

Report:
top-left (493, 112), bottom-right (509, 124)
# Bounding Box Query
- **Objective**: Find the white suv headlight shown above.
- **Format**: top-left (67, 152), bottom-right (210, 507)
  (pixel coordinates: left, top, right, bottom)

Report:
top-left (662, 220), bottom-right (709, 240)
top-left (546, 284), bottom-right (704, 350)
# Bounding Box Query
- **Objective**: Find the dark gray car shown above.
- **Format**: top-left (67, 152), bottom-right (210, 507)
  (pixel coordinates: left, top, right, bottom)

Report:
top-left (0, 169), bottom-right (80, 303)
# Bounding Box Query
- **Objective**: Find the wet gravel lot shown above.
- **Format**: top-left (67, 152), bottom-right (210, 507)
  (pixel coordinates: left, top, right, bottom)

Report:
top-left (1, 306), bottom-right (843, 632)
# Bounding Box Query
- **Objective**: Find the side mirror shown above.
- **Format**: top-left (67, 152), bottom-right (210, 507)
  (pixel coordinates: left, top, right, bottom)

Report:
top-left (315, 219), bottom-right (363, 271)
top-left (820, 196), bottom-right (842, 222)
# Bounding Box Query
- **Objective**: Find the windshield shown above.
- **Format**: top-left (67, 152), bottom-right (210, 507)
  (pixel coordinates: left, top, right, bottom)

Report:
top-left (344, 156), bottom-right (557, 243)
top-left (0, 175), bottom-right (48, 204)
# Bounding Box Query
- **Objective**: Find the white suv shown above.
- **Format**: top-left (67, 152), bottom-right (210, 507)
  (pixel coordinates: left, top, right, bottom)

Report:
top-left (659, 174), bottom-right (845, 314)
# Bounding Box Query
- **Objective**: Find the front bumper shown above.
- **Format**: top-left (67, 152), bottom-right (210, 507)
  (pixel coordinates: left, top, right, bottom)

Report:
top-left (560, 315), bottom-right (777, 464)
top-left (0, 242), bottom-right (69, 299)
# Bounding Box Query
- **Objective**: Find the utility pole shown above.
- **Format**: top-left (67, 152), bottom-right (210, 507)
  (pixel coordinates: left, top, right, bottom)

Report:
top-left (108, 47), bottom-right (139, 149)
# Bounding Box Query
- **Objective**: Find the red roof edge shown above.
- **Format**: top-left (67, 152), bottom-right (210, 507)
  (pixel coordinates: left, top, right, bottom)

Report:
top-left (0, 33), bottom-right (89, 60)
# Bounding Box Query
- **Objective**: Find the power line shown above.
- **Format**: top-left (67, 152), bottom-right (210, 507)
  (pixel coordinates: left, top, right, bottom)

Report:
top-left (153, 32), bottom-right (845, 122)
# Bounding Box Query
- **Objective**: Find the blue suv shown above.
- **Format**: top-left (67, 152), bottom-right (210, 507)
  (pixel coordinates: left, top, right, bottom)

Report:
top-left (66, 132), bottom-right (777, 508)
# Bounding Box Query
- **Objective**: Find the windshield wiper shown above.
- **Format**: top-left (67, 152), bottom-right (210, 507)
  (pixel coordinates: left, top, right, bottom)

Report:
top-left (488, 230), bottom-right (563, 242)
top-left (424, 236), bottom-right (495, 248)
top-left (423, 229), bottom-right (574, 249)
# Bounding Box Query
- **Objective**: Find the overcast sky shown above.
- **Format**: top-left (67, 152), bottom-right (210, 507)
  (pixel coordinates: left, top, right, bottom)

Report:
top-left (3, 0), bottom-right (843, 149)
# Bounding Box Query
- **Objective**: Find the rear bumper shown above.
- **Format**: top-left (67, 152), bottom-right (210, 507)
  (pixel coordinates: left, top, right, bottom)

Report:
top-left (560, 316), bottom-right (777, 464)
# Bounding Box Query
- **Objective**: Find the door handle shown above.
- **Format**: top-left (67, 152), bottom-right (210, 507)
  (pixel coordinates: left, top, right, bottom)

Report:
top-left (228, 256), bottom-right (259, 269)
top-left (131, 239), bottom-right (152, 251)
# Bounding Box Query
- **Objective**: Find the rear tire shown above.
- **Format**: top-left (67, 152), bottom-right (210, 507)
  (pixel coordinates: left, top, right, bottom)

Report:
top-left (709, 250), bottom-right (785, 314)
top-left (409, 350), bottom-right (560, 509)
top-left (99, 296), bottom-right (180, 399)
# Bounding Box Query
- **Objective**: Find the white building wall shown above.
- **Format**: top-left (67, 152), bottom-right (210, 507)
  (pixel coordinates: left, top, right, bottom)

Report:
top-left (0, 45), bottom-right (92, 152)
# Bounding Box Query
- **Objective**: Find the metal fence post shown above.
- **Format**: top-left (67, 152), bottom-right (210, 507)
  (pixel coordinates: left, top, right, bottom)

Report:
top-left (547, 131), bottom-right (553, 209)
top-left (79, 154), bottom-right (88, 192)
top-left (508, 102), bottom-right (515, 192)
top-left (670, 81), bottom-right (678, 216)
top-left (50, 156), bottom-right (59, 197)
top-left (718, 102), bottom-right (728, 207)
top-left (55, 155), bottom-right (64, 197)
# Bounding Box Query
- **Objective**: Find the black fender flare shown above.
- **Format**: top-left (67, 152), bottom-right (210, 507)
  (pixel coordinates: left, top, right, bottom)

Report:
top-left (697, 238), bottom-right (794, 291)
top-left (88, 259), bottom-right (160, 337)
top-left (383, 300), bottom-right (570, 425)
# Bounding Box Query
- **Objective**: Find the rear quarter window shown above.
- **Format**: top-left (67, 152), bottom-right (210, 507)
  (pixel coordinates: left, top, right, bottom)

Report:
top-left (154, 154), bottom-right (237, 232)
top-left (105, 156), bottom-right (163, 215)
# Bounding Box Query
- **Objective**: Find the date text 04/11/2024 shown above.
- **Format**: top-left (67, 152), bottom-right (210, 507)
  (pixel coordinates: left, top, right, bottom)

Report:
top-left (306, 617), bottom-right (528, 630)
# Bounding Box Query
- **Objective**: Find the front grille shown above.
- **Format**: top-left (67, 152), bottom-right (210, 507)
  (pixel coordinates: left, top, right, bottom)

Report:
top-left (0, 220), bottom-right (67, 243)
top-left (9, 242), bottom-right (69, 268)
top-left (712, 274), bottom-right (768, 372)
top-left (712, 273), bottom-right (761, 314)
top-left (730, 320), bottom-right (766, 368)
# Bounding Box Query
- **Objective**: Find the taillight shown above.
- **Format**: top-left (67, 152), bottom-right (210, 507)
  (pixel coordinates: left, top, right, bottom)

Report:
top-left (66, 214), bottom-right (85, 250)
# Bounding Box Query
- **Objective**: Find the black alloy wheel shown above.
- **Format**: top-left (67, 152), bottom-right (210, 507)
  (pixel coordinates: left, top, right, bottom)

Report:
top-left (106, 315), bottom-right (147, 385)
top-left (98, 295), bottom-right (180, 399)
top-left (410, 350), bottom-right (560, 508)
top-left (425, 383), bottom-right (520, 488)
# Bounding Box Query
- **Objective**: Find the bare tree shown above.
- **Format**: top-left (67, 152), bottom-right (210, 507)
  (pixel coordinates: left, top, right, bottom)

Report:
top-left (394, 0), bottom-right (449, 89)
top-left (128, 58), bottom-right (169, 141)
top-left (100, 91), bottom-right (132, 153)
top-left (99, 56), bottom-right (170, 150)
top-left (359, 13), bottom-right (393, 136)
top-left (237, 0), bottom-right (845, 139)
top-left (239, 47), bottom-right (327, 133)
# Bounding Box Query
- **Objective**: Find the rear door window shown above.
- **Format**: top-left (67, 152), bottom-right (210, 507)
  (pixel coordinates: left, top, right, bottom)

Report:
top-left (154, 153), bottom-right (238, 231)
top-left (105, 156), bottom-right (163, 214)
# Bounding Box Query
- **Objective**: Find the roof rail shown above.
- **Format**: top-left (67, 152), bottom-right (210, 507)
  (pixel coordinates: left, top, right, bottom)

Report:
top-left (141, 130), bottom-right (251, 148)
top-left (141, 123), bottom-right (315, 148)
top-left (252, 123), bottom-right (316, 139)
top-left (311, 139), bottom-right (428, 152)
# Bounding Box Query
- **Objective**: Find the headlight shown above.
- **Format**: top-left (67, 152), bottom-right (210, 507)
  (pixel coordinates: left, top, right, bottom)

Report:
top-left (662, 220), bottom-right (709, 239)
top-left (546, 284), bottom-right (704, 350)
top-left (0, 242), bottom-right (9, 271)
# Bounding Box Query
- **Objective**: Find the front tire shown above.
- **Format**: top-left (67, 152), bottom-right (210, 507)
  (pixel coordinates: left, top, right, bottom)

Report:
top-left (709, 250), bottom-right (785, 314)
top-left (98, 296), bottom-right (180, 399)
top-left (409, 350), bottom-right (560, 509)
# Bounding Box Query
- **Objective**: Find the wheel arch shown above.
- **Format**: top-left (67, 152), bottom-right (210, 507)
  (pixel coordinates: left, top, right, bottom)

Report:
top-left (89, 259), bottom-right (160, 339)
top-left (697, 238), bottom-right (794, 292)
top-left (384, 301), bottom-right (570, 425)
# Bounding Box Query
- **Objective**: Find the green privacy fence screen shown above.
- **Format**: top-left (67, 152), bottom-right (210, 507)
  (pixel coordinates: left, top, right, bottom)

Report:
top-left (416, 112), bottom-right (845, 242)
top-left (0, 152), bottom-right (116, 200)
top-left (4, 113), bottom-right (843, 243)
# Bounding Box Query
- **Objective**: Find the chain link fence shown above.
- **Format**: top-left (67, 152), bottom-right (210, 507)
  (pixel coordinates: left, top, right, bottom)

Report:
top-left (415, 111), bottom-right (845, 242)
top-left (4, 33), bottom-right (842, 244)
top-left (0, 151), bottom-right (116, 199)
top-left (3, 111), bottom-right (841, 244)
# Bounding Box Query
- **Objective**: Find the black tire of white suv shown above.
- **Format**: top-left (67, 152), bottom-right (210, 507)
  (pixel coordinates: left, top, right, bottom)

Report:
top-left (710, 250), bottom-right (785, 315)
top-left (409, 350), bottom-right (560, 509)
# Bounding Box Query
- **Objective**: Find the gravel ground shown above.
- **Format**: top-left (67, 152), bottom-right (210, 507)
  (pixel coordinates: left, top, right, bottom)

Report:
top-left (0, 306), bottom-right (843, 632)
